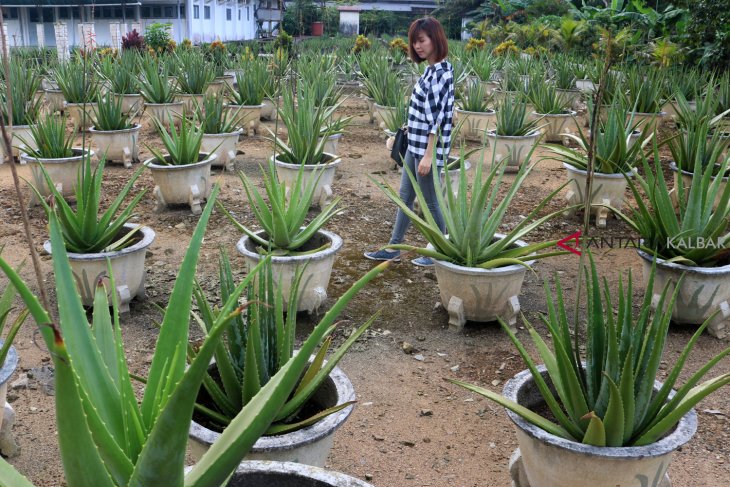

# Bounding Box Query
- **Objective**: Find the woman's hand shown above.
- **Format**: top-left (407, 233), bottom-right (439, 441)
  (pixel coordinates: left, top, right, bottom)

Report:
top-left (418, 156), bottom-right (432, 176)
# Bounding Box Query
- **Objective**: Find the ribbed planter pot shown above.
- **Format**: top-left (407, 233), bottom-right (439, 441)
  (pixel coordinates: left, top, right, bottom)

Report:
top-left (206, 78), bottom-right (227, 96)
top-left (0, 342), bottom-right (18, 434)
top-left (317, 133), bottom-right (343, 156)
top-left (637, 249), bottom-right (730, 339)
top-left (430, 236), bottom-right (533, 332)
top-left (42, 224), bottom-right (155, 313)
top-left (0, 124), bottom-right (36, 160)
top-left (261, 97), bottom-right (281, 121)
top-left (208, 461), bottom-right (373, 486)
top-left (373, 103), bottom-right (396, 130)
top-left (669, 161), bottom-right (728, 212)
top-left (575, 79), bottom-right (596, 93)
top-left (531, 111), bottom-right (577, 143)
top-left (485, 130), bottom-right (541, 171)
top-left (225, 103), bottom-right (263, 136)
top-left (176, 93), bottom-right (205, 116)
top-left (44, 89), bottom-right (65, 113)
top-left (363, 96), bottom-right (376, 124)
top-left (223, 69), bottom-right (242, 91)
top-left (144, 101), bottom-right (184, 128)
top-left (113, 93), bottom-right (143, 115)
top-left (236, 229), bottom-right (342, 313)
top-left (189, 363), bottom-right (354, 467)
top-left (556, 88), bottom-right (582, 109)
top-left (64, 102), bottom-right (97, 131)
top-left (273, 154), bottom-right (341, 209)
top-left (143, 153), bottom-right (216, 215)
top-left (201, 129), bottom-right (242, 172)
top-left (505, 366), bottom-right (696, 487)
top-left (627, 111), bottom-right (666, 136)
top-left (21, 148), bottom-right (94, 205)
top-left (454, 108), bottom-right (496, 142)
top-left (89, 124), bottom-right (141, 168)
top-left (563, 163), bottom-right (632, 228)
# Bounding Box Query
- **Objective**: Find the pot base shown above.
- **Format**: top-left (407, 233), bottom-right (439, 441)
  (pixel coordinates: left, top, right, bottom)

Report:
top-left (153, 183), bottom-right (204, 215)
top-left (508, 449), bottom-right (671, 487)
top-left (0, 403), bottom-right (18, 457)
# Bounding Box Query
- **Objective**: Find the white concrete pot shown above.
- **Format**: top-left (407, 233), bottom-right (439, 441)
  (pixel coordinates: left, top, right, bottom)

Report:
top-left (336, 80), bottom-right (362, 96)
top-left (201, 129), bottom-right (242, 172)
top-left (505, 366), bottom-right (696, 487)
top-left (454, 108), bottom-right (497, 142)
top-left (222, 461), bottom-right (374, 486)
top-left (89, 124), bottom-right (141, 168)
top-left (21, 148), bottom-right (94, 205)
top-left (669, 161), bottom-right (728, 212)
top-left (42, 224), bottom-right (155, 313)
top-left (627, 111), bottom-right (666, 136)
top-left (273, 154), bottom-right (342, 209)
top-left (261, 97), bottom-right (280, 121)
top-left (556, 88), bottom-right (582, 110)
top-left (363, 96), bottom-right (376, 124)
top-left (44, 89), bottom-right (65, 113)
top-left (113, 93), bottom-right (143, 115)
top-left (563, 163), bottom-right (632, 228)
top-left (531, 110), bottom-right (577, 143)
top-left (143, 152), bottom-right (216, 215)
top-left (64, 102), bottom-right (97, 130)
top-left (176, 93), bottom-right (205, 116)
top-left (236, 229), bottom-right (343, 313)
top-left (0, 343), bottom-right (18, 439)
top-left (144, 101), bottom-right (184, 128)
top-left (372, 103), bottom-right (396, 130)
top-left (225, 103), bottom-right (263, 136)
top-left (637, 249), bottom-right (730, 339)
top-left (0, 124), bottom-right (37, 161)
top-left (189, 363), bottom-right (354, 467)
top-left (223, 69), bottom-right (242, 91)
top-left (317, 133), bottom-right (343, 156)
top-left (485, 130), bottom-right (541, 171)
top-left (206, 78), bottom-right (228, 96)
top-left (575, 79), bottom-right (596, 93)
top-left (430, 236), bottom-right (533, 332)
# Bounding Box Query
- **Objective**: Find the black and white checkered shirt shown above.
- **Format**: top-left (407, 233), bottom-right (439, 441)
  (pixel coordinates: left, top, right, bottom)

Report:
top-left (407, 60), bottom-right (454, 167)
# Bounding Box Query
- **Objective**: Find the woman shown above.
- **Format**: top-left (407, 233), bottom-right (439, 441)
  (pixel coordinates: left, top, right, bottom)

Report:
top-left (364, 16), bottom-right (454, 267)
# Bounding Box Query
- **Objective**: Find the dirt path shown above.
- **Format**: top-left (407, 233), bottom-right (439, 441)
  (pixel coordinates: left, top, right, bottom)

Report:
top-left (0, 98), bottom-right (728, 486)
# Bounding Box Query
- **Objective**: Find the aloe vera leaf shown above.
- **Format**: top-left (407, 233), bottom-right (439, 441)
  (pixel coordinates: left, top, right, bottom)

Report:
top-left (581, 412), bottom-right (606, 447)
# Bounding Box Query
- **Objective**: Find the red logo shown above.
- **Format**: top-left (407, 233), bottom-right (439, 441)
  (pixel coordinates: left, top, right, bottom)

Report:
top-left (557, 231), bottom-right (582, 256)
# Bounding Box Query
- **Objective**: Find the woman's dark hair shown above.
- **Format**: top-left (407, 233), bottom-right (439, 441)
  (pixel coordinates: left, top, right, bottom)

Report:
top-left (407, 17), bottom-right (449, 64)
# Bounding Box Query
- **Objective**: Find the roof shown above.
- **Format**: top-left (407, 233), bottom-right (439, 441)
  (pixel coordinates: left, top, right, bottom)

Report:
top-left (1, 1), bottom-right (140, 6)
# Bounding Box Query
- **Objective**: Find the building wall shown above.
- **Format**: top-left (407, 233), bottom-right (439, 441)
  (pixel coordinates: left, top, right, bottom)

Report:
top-left (339, 11), bottom-right (358, 36)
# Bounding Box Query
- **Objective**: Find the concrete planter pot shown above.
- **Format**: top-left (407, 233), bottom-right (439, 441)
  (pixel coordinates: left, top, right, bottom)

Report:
top-left (627, 111), bottom-right (666, 136)
top-left (0, 342), bottom-right (18, 456)
top-left (206, 78), bottom-right (227, 96)
top-left (430, 236), bottom-right (533, 332)
top-left (236, 229), bottom-right (342, 313)
top-left (637, 249), bottom-right (730, 339)
top-left (261, 97), bottom-right (281, 121)
top-left (89, 124), bottom-right (141, 168)
top-left (318, 133), bottom-right (343, 156)
top-left (504, 366), bottom-right (697, 487)
top-left (113, 93), bottom-right (143, 115)
top-left (189, 363), bottom-right (354, 467)
top-left (144, 101), bottom-right (184, 128)
top-left (143, 153), bottom-right (216, 215)
top-left (669, 161), bottom-right (728, 212)
top-left (373, 103), bottom-right (396, 130)
top-left (21, 148), bottom-right (94, 205)
top-left (42, 224), bottom-right (155, 313)
top-left (563, 163), bottom-right (632, 228)
top-left (531, 111), bottom-right (577, 144)
top-left (0, 124), bottom-right (36, 161)
top-left (556, 88), bottom-right (582, 110)
top-left (44, 89), bottom-right (65, 113)
top-left (201, 129), bottom-right (242, 172)
top-left (64, 102), bottom-right (97, 131)
top-left (273, 154), bottom-right (342, 209)
top-left (223, 69), bottom-right (242, 91)
top-left (336, 81), bottom-right (362, 96)
top-left (575, 79), bottom-right (596, 93)
top-left (218, 461), bottom-right (374, 486)
top-left (485, 130), bottom-right (541, 172)
top-left (225, 103), bottom-right (263, 135)
top-left (454, 108), bottom-right (497, 142)
top-left (176, 93), bottom-right (205, 116)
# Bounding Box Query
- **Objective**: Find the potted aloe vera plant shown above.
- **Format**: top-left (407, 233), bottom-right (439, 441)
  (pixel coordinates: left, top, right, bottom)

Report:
top-left (35, 155), bottom-right (152, 314)
top-left (449, 253), bottom-right (730, 487)
top-left (188, 252), bottom-right (369, 466)
top-left (143, 114), bottom-right (217, 214)
top-left (175, 50), bottom-right (215, 116)
top-left (0, 190), bottom-right (381, 486)
top-left (466, 50), bottom-right (500, 96)
top-left (195, 94), bottom-right (242, 172)
top-left (454, 79), bottom-right (496, 142)
top-left (221, 157), bottom-right (343, 313)
top-left (362, 68), bottom-right (407, 130)
top-left (373, 149), bottom-right (567, 331)
top-left (138, 56), bottom-right (182, 128)
top-left (54, 57), bottom-right (100, 131)
top-left (19, 115), bottom-right (94, 205)
top-left (528, 81), bottom-right (576, 144)
top-left (0, 62), bottom-right (42, 161)
top-left (551, 54), bottom-right (580, 109)
top-left (485, 97), bottom-right (543, 171)
top-left (89, 93), bottom-right (142, 168)
top-left (624, 67), bottom-right (667, 135)
top-left (616, 141), bottom-right (730, 339)
top-left (228, 57), bottom-right (267, 136)
top-left (98, 52), bottom-right (142, 115)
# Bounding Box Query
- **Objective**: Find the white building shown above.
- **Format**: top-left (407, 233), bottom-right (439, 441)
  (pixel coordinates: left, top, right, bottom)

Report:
top-left (0, 1), bottom-right (280, 48)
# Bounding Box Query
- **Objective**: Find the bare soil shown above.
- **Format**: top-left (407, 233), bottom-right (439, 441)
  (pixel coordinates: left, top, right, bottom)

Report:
top-left (0, 98), bottom-right (728, 486)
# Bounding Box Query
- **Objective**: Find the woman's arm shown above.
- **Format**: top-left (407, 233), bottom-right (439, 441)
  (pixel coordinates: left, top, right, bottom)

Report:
top-left (418, 133), bottom-right (436, 176)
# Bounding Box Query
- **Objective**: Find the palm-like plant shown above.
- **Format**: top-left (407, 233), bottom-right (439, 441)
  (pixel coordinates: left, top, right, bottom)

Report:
top-left (451, 253), bottom-right (730, 447)
top-left (148, 114), bottom-right (204, 166)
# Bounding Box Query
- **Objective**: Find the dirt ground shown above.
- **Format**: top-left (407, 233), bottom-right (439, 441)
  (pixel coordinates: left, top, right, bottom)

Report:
top-left (0, 97), bottom-right (728, 486)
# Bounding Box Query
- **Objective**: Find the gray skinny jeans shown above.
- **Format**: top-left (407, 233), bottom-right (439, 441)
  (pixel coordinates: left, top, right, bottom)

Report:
top-left (388, 150), bottom-right (446, 245)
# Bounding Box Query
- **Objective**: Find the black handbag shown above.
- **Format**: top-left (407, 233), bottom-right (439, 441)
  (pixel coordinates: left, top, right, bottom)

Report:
top-left (390, 127), bottom-right (408, 167)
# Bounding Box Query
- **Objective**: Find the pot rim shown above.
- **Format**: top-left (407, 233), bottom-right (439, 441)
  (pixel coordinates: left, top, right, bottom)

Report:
top-left (372, 103), bottom-right (397, 110)
top-left (563, 162), bottom-right (634, 178)
top-left (63, 101), bottom-right (98, 107)
top-left (486, 129), bottom-right (541, 140)
top-left (430, 234), bottom-right (536, 274)
top-left (531, 110), bottom-right (577, 117)
top-left (0, 341), bottom-right (18, 386)
top-left (202, 128), bottom-right (244, 137)
top-left (441, 158), bottom-right (471, 174)
top-left (668, 160), bottom-right (729, 182)
top-left (230, 460), bottom-right (373, 486)
top-left (143, 101), bottom-right (185, 107)
top-left (455, 107), bottom-right (497, 115)
top-left (20, 147), bottom-right (94, 163)
top-left (236, 229), bottom-right (343, 264)
top-left (89, 123), bottom-right (142, 134)
top-left (43, 223), bottom-right (156, 261)
top-left (627, 110), bottom-right (667, 117)
top-left (189, 364), bottom-right (355, 453)
top-left (143, 152), bottom-right (217, 170)
top-left (503, 366), bottom-right (698, 458)
top-left (272, 153), bottom-right (342, 169)
top-left (224, 103), bottom-right (265, 109)
top-left (636, 248), bottom-right (730, 274)
top-left (112, 92), bottom-right (142, 98)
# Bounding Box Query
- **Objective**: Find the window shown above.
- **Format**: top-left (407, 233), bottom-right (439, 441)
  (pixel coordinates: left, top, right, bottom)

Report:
top-left (226, 9), bottom-right (231, 21)
top-left (164, 6), bottom-right (173, 18)
top-left (1, 8), bottom-right (19, 20)
top-left (238, 10), bottom-right (241, 21)
top-left (59, 7), bottom-right (70, 20)
top-left (141, 6), bottom-right (151, 18)
top-left (114, 7), bottom-right (123, 18)
top-left (204, 6), bottom-right (210, 19)
top-left (152, 6), bottom-right (162, 18)
top-left (180, 5), bottom-right (186, 18)
top-left (194, 5), bottom-right (200, 19)
top-left (125, 6), bottom-right (135, 19)
top-left (247, 7), bottom-right (250, 21)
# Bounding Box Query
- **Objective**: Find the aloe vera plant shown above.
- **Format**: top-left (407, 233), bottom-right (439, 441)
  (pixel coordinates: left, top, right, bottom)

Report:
top-left (625, 67), bottom-right (665, 114)
top-left (92, 94), bottom-right (137, 131)
top-left (191, 251), bottom-right (375, 433)
top-left (468, 50), bottom-right (496, 82)
top-left (458, 80), bottom-right (492, 113)
top-left (380, 89), bottom-right (408, 133)
top-left (138, 57), bottom-right (177, 104)
top-left (529, 82), bottom-right (571, 115)
top-left (0, 267), bottom-right (28, 368)
top-left (0, 62), bottom-right (42, 126)
top-left (98, 52), bottom-right (139, 95)
top-left (175, 50), bottom-right (215, 95)
top-left (0, 189), bottom-right (389, 486)
top-left (450, 253), bottom-right (730, 447)
top-left (229, 58), bottom-right (267, 106)
top-left (361, 68), bottom-right (405, 107)
top-left (148, 113), bottom-right (205, 166)
top-left (494, 97), bottom-right (542, 137)
top-left (54, 57), bottom-right (99, 104)
top-left (219, 159), bottom-right (341, 252)
top-left (20, 114), bottom-right (76, 159)
top-left (194, 94), bottom-right (240, 134)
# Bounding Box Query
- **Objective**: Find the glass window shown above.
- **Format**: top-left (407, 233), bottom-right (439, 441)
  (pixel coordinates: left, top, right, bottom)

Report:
top-left (194, 5), bottom-right (200, 19)
top-left (152, 6), bottom-right (162, 18)
top-left (180, 5), bottom-right (186, 18)
top-left (1, 8), bottom-right (19, 20)
top-left (102, 7), bottom-right (113, 19)
top-left (204, 6), bottom-right (210, 19)
top-left (164, 6), bottom-right (173, 18)
top-left (125, 6), bottom-right (135, 19)
top-left (226, 9), bottom-right (231, 21)
top-left (58, 8), bottom-right (70, 20)
top-left (141, 6), bottom-right (151, 18)
top-left (247, 7), bottom-right (250, 21)
top-left (238, 10), bottom-right (241, 21)
top-left (114, 8), bottom-right (123, 19)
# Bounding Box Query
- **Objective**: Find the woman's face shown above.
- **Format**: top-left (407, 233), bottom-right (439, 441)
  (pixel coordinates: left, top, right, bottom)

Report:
top-left (413, 30), bottom-right (436, 64)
